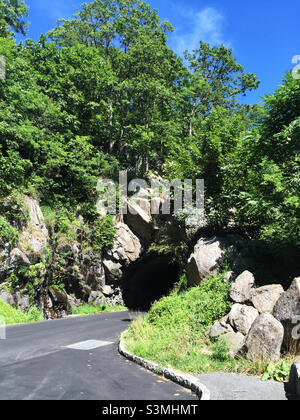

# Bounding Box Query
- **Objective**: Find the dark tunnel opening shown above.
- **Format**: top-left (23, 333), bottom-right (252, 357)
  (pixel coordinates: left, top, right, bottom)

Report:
top-left (121, 254), bottom-right (180, 311)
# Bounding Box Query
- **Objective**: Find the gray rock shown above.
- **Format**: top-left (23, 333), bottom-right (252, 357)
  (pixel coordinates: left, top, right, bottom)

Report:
top-left (273, 277), bottom-right (300, 351)
top-left (228, 304), bottom-right (259, 335)
top-left (209, 322), bottom-right (230, 339)
top-left (15, 292), bottom-right (30, 312)
top-left (0, 288), bottom-right (14, 306)
top-left (107, 222), bottom-right (143, 265)
top-left (103, 259), bottom-right (123, 283)
top-left (186, 237), bottom-right (228, 286)
top-left (222, 331), bottom-right (246, 358)
top-left (251, 284), bottom-right (284, 313)
top-left (9, 248), bottom-right (31, 269)
top-left (88, 291), bottom-right (105, 306)
top-left (229, 271), bottom-right (255, 303)
top-left (18, 197), bottom-right (49, 258)
top-left (246, 313), bottom-right (284, 362)
top-left (49, 287), bottom-right (69, 306)
top-left (102, 285), bottom-right (114, 297)
top-left (124, 201), bottom-right (153, 244)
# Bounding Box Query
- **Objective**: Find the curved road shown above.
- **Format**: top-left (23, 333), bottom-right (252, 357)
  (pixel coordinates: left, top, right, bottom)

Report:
top-left (0, 311), bottom-right (197, 400)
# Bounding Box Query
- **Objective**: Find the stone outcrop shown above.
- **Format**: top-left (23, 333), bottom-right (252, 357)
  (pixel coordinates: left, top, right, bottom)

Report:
top-left (229, 271), bottom-right (255, 303)
top-left (124, 201), bottom-right (154, 244)
top-left (245, 313), bottom-right (284, 362)
top-left (273, 277), bottom-right (300, 351)
top-left (105, 222), bottom-right (143, 266)
top-left (18, 197), bottom-right (49, 261)
top-left (208, 270), bottom-right (294, 363)
top-left (186, 235), bottom-right (250, 286)
top-left (228, 304), bottom-right (259, 335)
top-left (187, 237), bottom-right (227, 285)
top-left (250, 284), bottom-right (284, 314)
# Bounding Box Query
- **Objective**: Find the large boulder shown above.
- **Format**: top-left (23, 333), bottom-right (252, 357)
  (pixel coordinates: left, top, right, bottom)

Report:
top-left (106, 222), bottom-right (143, 265)
top-left (245, 313), bottom-right (284, 362)
top-left (229, 271), bottom-right (255, 303)
top-left (186, 237), bottom-right (228, 286)
top-left (228, 304), bottom-right (259, 335)
top-left (124, 201), bottom-right (154, 244)
top-left (273, 277), bottom-right (300, 351)
top-left (250, 284), bottom-right (284, 314)
top-left (102, 259), bottom-right (123, 283)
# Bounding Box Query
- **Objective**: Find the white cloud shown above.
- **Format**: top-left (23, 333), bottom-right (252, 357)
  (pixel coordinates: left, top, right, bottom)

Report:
top-left (170, 7), bottom-right (231, 56)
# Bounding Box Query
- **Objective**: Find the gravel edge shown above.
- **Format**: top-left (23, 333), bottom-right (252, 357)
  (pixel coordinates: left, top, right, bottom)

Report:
top-left (119, 330), bottom-right (211, 401)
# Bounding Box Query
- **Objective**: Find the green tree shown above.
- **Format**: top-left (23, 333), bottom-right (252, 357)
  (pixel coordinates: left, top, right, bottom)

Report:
top-left (0, 0), bottom-right (28, 37)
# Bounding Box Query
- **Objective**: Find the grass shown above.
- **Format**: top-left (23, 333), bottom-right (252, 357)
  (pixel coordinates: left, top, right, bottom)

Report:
top-left (0, 299), bottom-right (43, 325)
top-left (124, 273), bottom-right (292, 381)
top-left (71, 303), bottom-right (127, 316)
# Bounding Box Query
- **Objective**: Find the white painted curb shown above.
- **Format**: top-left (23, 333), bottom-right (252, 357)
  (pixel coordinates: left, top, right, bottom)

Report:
top-left (119, 330), bottom-right (211, 400)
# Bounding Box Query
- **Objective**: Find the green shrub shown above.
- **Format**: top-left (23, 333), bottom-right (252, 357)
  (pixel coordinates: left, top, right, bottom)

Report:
top-left (91, 216), bottom-right (116, 252)
top-left (0, 299), bottom-right (43, 325)
top-left (0, 216), bottom-right (19, 245)
top-left (261, 361), bottom-right (291, 382)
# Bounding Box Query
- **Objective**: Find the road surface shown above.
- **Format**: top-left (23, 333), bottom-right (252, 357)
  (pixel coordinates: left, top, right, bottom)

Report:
top-left (0, 311), bottom-right (197, 400)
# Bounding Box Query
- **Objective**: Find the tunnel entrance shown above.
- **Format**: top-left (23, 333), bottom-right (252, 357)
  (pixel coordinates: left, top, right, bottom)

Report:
top-left (121, 254), bottom-right (180, 311)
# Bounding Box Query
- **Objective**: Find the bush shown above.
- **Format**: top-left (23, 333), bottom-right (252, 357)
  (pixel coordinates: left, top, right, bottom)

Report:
top-left (0, 299), bottom-right (43, 325)
top-left (91, 216), bottom-right (116, 252)
top-left (0, 216), bottom-right (19, 245)
top-left (125, 272), bottom-right (235, 373)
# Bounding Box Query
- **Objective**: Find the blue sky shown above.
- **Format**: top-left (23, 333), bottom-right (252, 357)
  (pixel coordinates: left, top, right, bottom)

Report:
top-left (18, 0), bottom-right (300, 104)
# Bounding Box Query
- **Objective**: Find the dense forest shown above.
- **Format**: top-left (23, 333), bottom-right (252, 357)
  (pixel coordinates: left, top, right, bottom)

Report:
top-left (0, 0), bottom-right (299, 264)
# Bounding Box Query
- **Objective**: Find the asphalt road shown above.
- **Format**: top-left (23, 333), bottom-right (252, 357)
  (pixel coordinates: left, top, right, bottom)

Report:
top-left (0, 311), bottom-right (197, 400)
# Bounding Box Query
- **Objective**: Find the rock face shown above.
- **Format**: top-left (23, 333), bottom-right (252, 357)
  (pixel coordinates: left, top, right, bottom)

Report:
top-left (186, 237), bottom-right (228, 286)
top-left (105, 222), bottom-right (143, 266)
top-left (228, 304), bottom-right (259, 335)
top-left (245, 313), bottom-right (284, 362)
top-left (18, 197), bottom-right (49, 260)
top-left (229, 271), bottom-right (255, 303)
top-left (273, 277), bottom-right (300, 351)
top-left (250, 284), bottom-right (284, 314)
top-left (124, 201), bottom-right (154, 244)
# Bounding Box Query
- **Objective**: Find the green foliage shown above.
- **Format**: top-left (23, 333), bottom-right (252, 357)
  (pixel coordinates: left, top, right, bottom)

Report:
top-left (71, 303), bottom-right (126, 315)
top-left (125, 273), bottom-right (292, 376)
top-left (0, 0), bottom-right (298, 271)
top-left (0, 299), bottom-right (43, 325)
top-left (0, 216), bottom-right (18, 245)
top-left (91, 216), bottom-right (116, 252)
top-left (125, 272), bottom-right (234, 373)
top-left (146, 272), bottom-right (232, 332)
top-left (0, 192), bottom-right (28, 228)
top-left (261, 361), bottom-right (291, 382)
top-left (0, 0), bottom-right (29, 37)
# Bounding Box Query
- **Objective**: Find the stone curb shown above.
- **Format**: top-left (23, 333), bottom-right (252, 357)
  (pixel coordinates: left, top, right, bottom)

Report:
top-left (119, 330), bottom-right (211, 400)
top-left (288, 362), bottom-right (300, 399)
